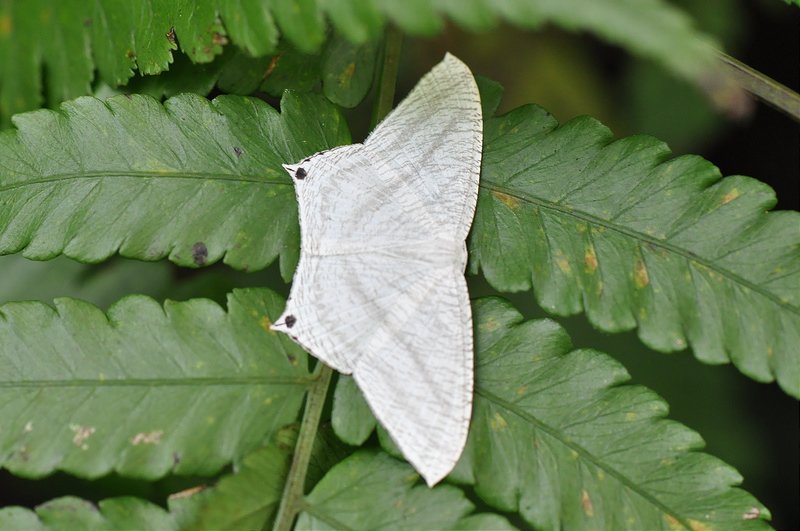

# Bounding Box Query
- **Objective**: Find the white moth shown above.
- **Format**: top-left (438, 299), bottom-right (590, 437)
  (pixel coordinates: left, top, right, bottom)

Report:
top-left (272, 53), bottom-right (482, 486)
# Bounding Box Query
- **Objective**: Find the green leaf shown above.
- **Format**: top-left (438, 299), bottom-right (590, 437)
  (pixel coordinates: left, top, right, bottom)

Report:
top-left (260, 44), bottom-right (325, 98)
top-left (322, 34), bottom-right (380, 108)
top-left (187, 436), bottom-right (294, 530)
top-left (296, 450), bottom-right (516, 529)
top-left (0, 507), bottom-right (41, 529)
top-left (332, 375), bottom-right (376, 445)
top-left (471, 94), bottom-right (800, 397)
top-left (305, 423), bottom-right (354, 492)
top-left (450, 298), bottom-right (770, 529)
top-left (0, 288), bottom-right (309, 479)
top-left (320, 0), bottom-right (384, 43)
top-left (270, 0), bottom-right (326, 55)
top-left (0, 91), bottom-right (349, 280)
top-left (0, 485), bottom-right (213, 530)
top-left (0, 0), bottom-right (717, 123)
top-left (1, 496), bottom-right (176, 530)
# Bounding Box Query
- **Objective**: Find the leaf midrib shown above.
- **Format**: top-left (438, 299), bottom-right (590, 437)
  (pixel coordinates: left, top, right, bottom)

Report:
top-left (476, 386), bottom-right (693, 530)
top-left (0, 171), bottom-right (292, 193)
top-left (482, 182), bottom-right (799, 317)
top-left (0, 376), bottom-right (312, 388)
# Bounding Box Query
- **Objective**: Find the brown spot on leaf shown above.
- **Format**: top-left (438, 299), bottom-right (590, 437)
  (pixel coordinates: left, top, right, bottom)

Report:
top-left (192, 242), bottom-right (208, 266)
top-left (339, 62), bottom-right (356, 86)
top-left (634, 259), bottom-right (650, 288)
top-left (168, 485), bottom-right (207, 500)
top-left (584, 246), bottom-right (598, 273)
top-left (263, 53), bottom-right (283, 80)
top-left (742, 507), bottom-right (761, 520)
top-left (556, 257), bottom-right (572, 274)
top-left (233, 146), bottom-right (243, 158)
top-left (0, 15), bottom-right (12, 35)
top-left (688, 519), bottom-right (711, 531)
top-left (166, 26), bottom-right (176, 44)
top-left (492, 190), bottom-right (520, 210)
top-left (212, 32), bottom-right (228, 46)
top-left (17, 445), bottom-right (29, 462)
top-left (580, 489), bottom-right (594, 517)
top-left (721, 188), bottom-right (740, 205)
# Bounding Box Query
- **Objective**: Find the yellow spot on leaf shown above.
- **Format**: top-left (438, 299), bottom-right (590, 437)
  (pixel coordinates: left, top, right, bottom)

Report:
top-left (131, 430), bottom-right (163, 445)
top-left (625, 412), bottom-right (637, 421)
top-left (206, 416), bottom-right (216, 425)
top-left (721, 188), bottom-right (740, 205)
top-left (570, 449), bottom-right (579, 460)
top-left (490, 412), bottom-right (508, 431)
top-left (0, 15), bottom-right (11, 36)
top-left (634, 259), bottom-right (650, 288)
top-left (557, 257), bottom-right (572, 274)
top-left (480, 317), bottom-right (500, 332)
top-left (23, 421), bottom-right (33, 433)
top-left (493, 190), bottom-right (520, 210)
top-left (168, 485), bottom-right (207, 500)
top-left (584, 246), bottom-right (598, 273)
top-left (340, 62), bottom-right (356, 86)
top-left (688, 519), bottom-right (711, 531)
top-left (260, 315), bottom-right (275, 334)
top-left (664, 514), bottom-right (683, 530)
top-left (581, 489), bottom-right (594, 517)
top-left (195, 361), bottom-right (205, 369)
top-left (516, 385), bottom-right (528, 397)
top-left (767, 346), bottom-right (773, 358)
top-left (263, 397), bottom-right (274, 406)
top-left (596, 470), bottom-right (605, 481)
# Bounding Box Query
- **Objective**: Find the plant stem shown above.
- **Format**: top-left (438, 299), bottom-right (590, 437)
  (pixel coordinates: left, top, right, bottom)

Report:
top-left (371, 25), bottom-right (403, 128)
top-left (717, 52), bottom-right (800, 123)
top-left (272, 363), bottom-right (333, 531)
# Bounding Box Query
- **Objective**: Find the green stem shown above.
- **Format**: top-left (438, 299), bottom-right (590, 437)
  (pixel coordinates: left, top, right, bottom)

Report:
top-left (371, 25), bottom-right (404, 128)
top-left (717, 52), bottom-right (800, 123)
top-left (272, 363), bottom-right (333, 531)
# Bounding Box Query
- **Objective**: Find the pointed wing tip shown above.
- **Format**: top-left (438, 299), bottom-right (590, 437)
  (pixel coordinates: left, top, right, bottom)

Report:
top-left (420, 470), bottom-right (447, 488)
top-left (440, 52), bottom-right (471, 75)
top-left (281, 163), bottom-right (296, 175)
